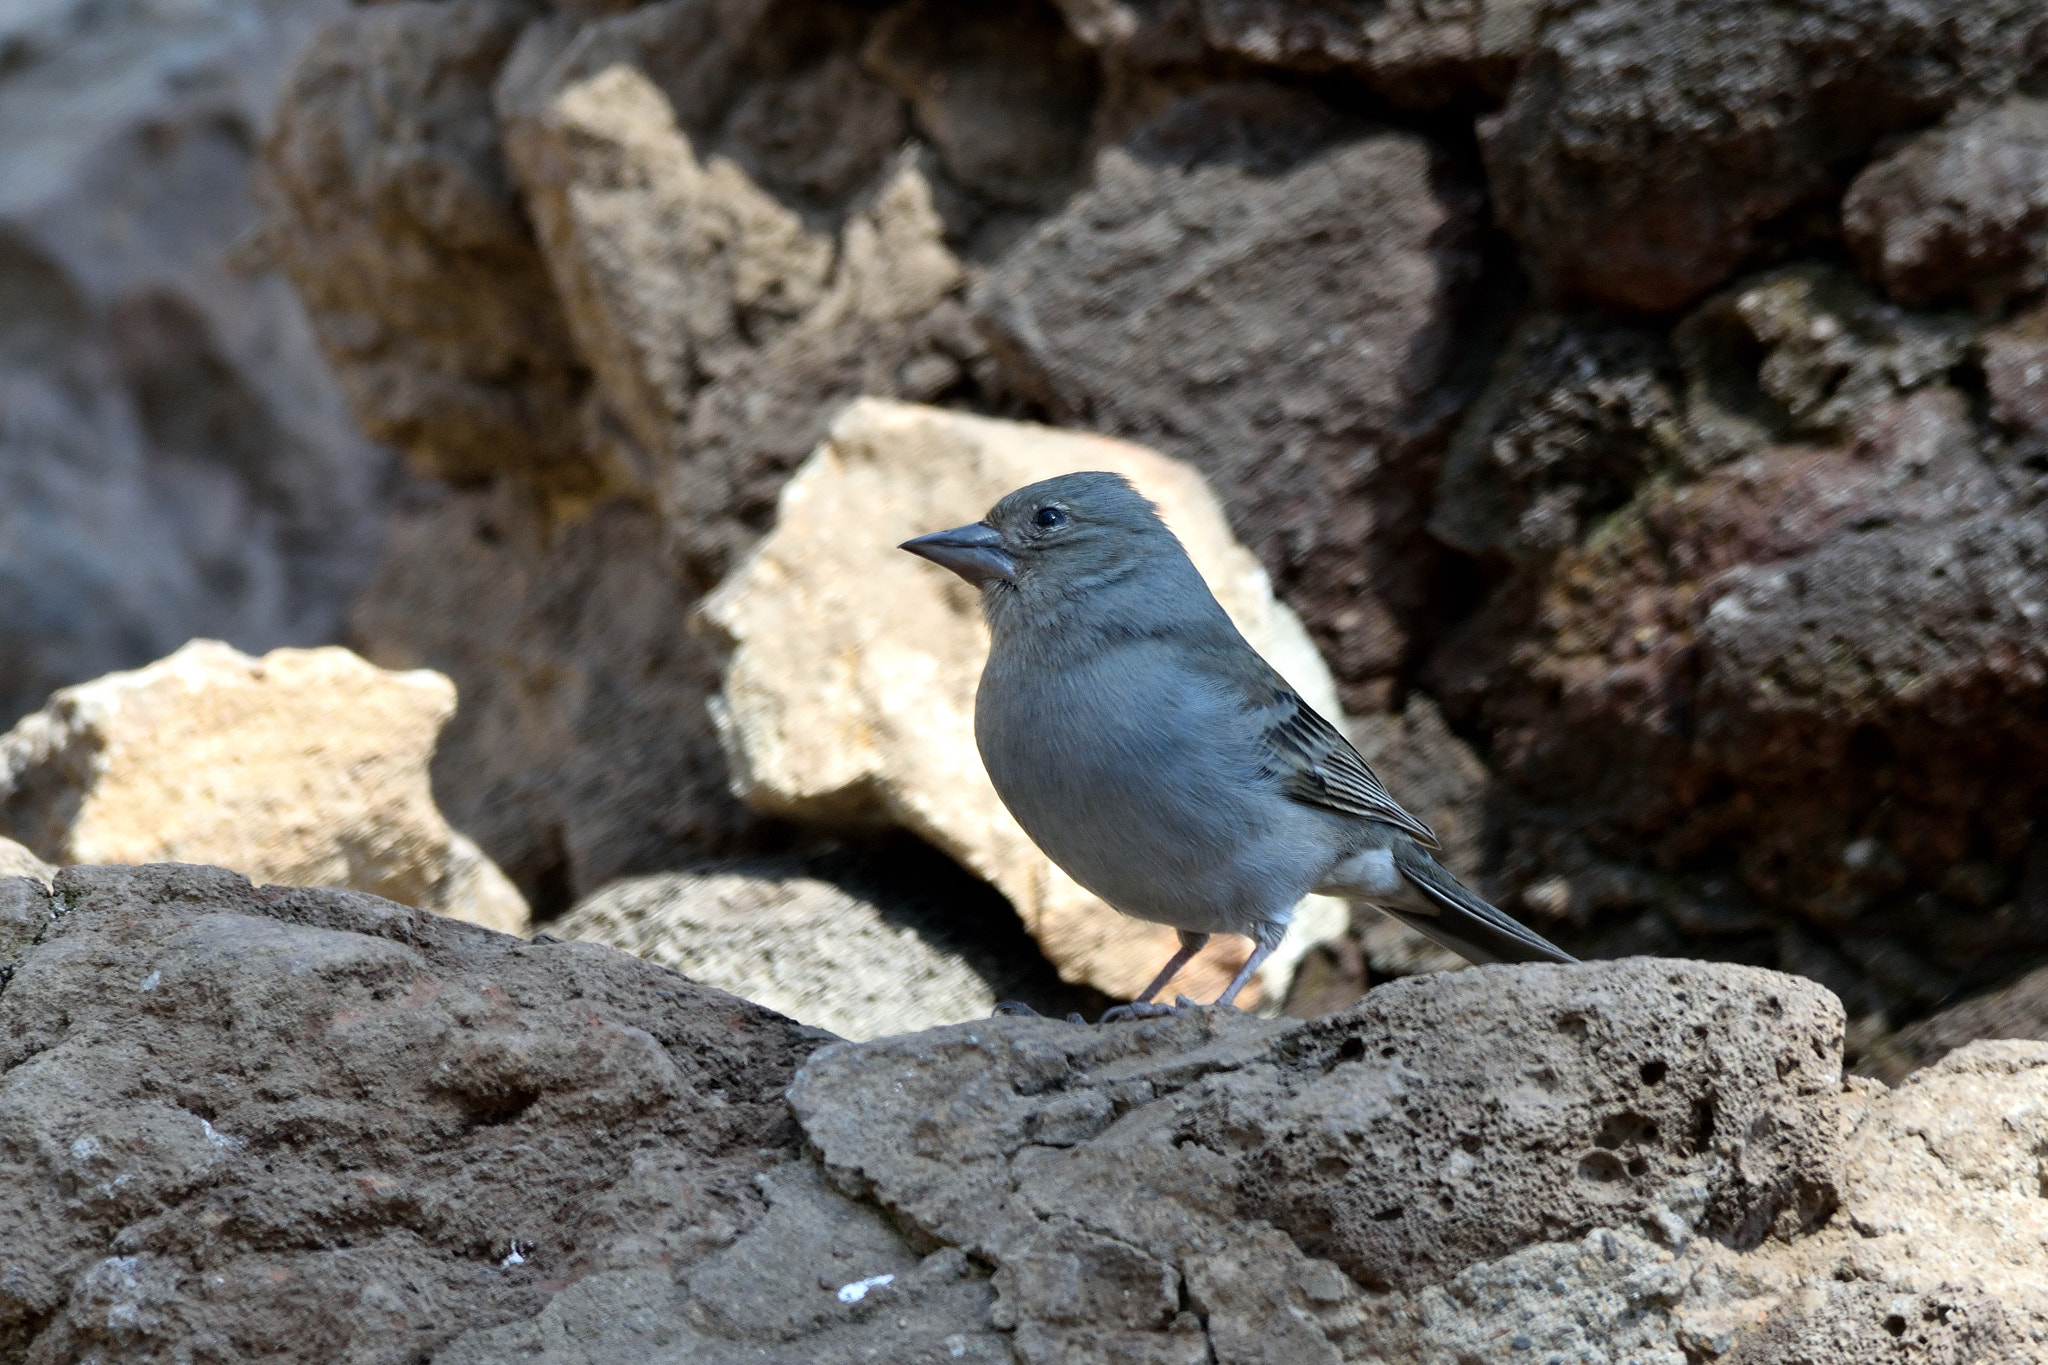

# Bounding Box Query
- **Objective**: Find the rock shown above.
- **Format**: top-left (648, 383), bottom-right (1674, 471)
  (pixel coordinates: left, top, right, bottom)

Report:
top-left (0, 862), bottom-right (833, 1362)
top-left (346, 483), bottom-right (770, 915)
top-left (1426, 266), bottom-right (2047, 1020)
top-left (0, 641), bottom-right (527, 934)
top-left (1431, 312), bottom-right (1682, 562)
top-left (12, 865), bottom-right (2048, 1362)
top-left (1983, 300), bottom-right (2048, 451)
top-left (1482, 0), bottom-right (2048, 312)
top-left (491, 0), bottom-right (1008, 581)
top-left (554, 851), bottom-right (1107, 1040)
top-left (787, 959), bottom-right (1856, 1360)
top-left (260, 0), bottom-right (597, 492)
top-left (0, 838), bottom-right (52, 887)
top-left (701, 397), bottom-right (1348, 1006)
top-left (1195, 0), bottom-right (1537, 106)
top-left (863, 0), bottom-right (1101, 210)
top-left (1861, 956), bottom-right (2048, 1085)
top-left (0, 0), bottom-right (395, 728)
top-left (1844, 94), bottom-right (2048, 310)
top-left (974, 84), bottom-right (1485, 708)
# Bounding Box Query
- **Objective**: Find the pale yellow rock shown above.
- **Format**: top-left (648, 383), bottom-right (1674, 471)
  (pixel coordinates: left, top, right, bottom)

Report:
top-left (0, 641), bottom-right (527, 934)
top-left (701, 398), bottom-right (1348, 1005)
top-left (0, 837), bottom-right (53, 887)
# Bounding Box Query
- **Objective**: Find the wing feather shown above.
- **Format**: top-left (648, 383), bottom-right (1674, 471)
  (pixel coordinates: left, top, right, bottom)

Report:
top-left (1256, 687), bottom-right (1440, 847)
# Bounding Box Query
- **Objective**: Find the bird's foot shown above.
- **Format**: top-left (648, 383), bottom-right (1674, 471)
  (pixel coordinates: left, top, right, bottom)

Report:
top-left (991, 1001), bottom-right (1087, 1023)
top-left (1098, 994), bottom-right (1200, 1024)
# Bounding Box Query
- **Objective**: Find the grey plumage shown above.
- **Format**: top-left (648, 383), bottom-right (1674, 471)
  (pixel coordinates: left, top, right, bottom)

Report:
top-left (901, 471), bottom-right (1575, 1016)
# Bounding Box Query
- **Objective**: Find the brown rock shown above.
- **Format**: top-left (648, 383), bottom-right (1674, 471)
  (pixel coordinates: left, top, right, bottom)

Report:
top-left (491, 0), bottom-right (1004, 582)
top-left (1482, 0), bottom-right (2048, 312)
top-left (1983, 300), bottom-right (2048, 448)
top-left (1196, 0), bottom-right (1537, 106)
top-left (700, 398), bottom-right (1348, 1005)
top-left (1426, 267), bottom-right (2046, 1015)
top-left (14, 865), bottom-right (2048, 1361)
top-left (0, 641), bottom-right (527, 933)
top-left (976, 84), bottom-right (1485, 706)
top-left (346, 483), bottom-right (765, 914)
top-left (863, 0), bottom-right (1100, 209)
top-left (0, 863), bottom-right (832, 1361)
top-left (260, 0), bottom-right (595, 491)
top-left (1844, 94), bottom-right (2048, 310)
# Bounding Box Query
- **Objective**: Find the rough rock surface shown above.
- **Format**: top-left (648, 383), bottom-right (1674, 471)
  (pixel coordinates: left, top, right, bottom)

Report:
top-left (1194, 0), bottom-right (1536, 106)
top-left (701, 398), bottom-right (1348, 1005)
top-left (10, 865), bottom-right (2048, 1362)
top-left (0, 641), bottom-right (527, 933)
top-left (555, 852), bottom-right (1107, 1040)
top-left (346, 484), bottom-right (769, 917)
top-left (1482, 0), bottom-right (2048, 312)
top-left (1861, 958), bottom-right (2048, 1085)
top-left (1844, 93), bottom-right (2048, 310)
top-left (1426, 264), bottom-right (2048, 1030)
top-left (0, 863), bottom-right (832, 1362)
top-left (975, 83), bottom-right (1485, 707)
top-left (260, 0), bottom-right (596, 492)
top-left (0, 0), bottom-right (395, 728)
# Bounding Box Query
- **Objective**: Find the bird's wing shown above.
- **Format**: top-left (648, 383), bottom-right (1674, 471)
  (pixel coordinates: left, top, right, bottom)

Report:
top-left (1253, 685), bottom-right (1441, 848)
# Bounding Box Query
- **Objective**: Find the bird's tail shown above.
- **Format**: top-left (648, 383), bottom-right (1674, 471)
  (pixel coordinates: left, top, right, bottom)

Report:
top-left (1386, 841), bottom-right (1578, 966)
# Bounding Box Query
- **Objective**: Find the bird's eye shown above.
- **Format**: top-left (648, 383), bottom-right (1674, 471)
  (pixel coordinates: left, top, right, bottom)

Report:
top-left (1034, 506), bottom-right (1068, 529)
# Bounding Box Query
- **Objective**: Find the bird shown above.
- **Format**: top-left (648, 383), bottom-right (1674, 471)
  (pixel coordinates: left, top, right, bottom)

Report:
top-left (900, 470), bottom-right (1576, 1020)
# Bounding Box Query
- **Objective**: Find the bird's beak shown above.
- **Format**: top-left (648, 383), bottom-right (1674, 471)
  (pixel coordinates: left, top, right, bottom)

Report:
top-left (899, 521), bottom-right (1017, 586)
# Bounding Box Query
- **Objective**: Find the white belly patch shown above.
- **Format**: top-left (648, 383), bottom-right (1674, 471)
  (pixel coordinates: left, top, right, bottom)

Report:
top-left (1321, 847), bottom-right (1428, 911)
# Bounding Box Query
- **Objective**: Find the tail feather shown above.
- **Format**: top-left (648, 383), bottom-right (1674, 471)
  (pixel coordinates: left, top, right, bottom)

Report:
top-left (1389, 842), bottom-right (1578, 966)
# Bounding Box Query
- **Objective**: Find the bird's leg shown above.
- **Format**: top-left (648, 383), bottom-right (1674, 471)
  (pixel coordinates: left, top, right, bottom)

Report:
top-left (1099, 931), bottom-right (1209, 1023)
top-left (1210, 920), bottom-right (1287, 1010)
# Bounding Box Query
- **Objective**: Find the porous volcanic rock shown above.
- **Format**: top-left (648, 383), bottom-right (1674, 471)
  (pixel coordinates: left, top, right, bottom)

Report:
top-left (792, 961), bottom-right (1843, 1312)
top-left (1482, 0), bottom-right (2048, 312)
top-left (0, 641), bottom-right (527, 933)
top-left (974, 83), bottom-right (1486, 709)
top-left (1844, 93), bottom-right (2048, 311)
top-left (0, 863), bottom-right (833, 1362)
top-left (0, 0), bottom-right (394, 728)
top-left (700, 397), bottom-right (1348, 1006)
top-left (1426, 264), bottom-right (2048, 1025)
top-left (1195, 0), bottom-right (1536, 106)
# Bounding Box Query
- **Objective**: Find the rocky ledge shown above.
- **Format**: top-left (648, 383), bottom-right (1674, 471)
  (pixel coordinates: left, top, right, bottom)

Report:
top-left (4, 866), bottom-right (2044, 1363)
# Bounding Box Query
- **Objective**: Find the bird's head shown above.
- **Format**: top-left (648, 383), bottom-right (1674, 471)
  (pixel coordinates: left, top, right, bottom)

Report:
top-left (899, 471), bottom-right (1175, 598)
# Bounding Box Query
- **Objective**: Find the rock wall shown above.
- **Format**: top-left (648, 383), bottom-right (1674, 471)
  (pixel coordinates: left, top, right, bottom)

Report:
top-left (248, 0), bottom-right (2048, 1040)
